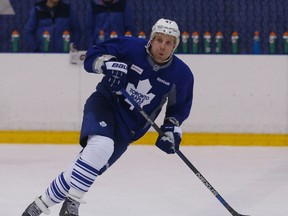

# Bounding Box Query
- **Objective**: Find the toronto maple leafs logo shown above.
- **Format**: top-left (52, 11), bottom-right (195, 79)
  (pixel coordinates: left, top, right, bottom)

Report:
top-left (125, 80), bottom-right (155, 110)
top-left (99, 121), bottom-right (107, 127)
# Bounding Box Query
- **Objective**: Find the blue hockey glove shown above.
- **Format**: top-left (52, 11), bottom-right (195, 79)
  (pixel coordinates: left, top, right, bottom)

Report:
top-left (102, 61), bottom-right (128, 93)
top-left (156, 124), bottom-right (182, 154)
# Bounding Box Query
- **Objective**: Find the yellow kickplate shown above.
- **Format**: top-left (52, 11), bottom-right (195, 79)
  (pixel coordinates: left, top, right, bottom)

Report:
top-left (0, 130), bottom-right (287, 146)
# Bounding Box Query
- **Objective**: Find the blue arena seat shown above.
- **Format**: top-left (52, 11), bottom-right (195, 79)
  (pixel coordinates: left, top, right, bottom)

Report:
top-left (0, 0), bottom-right (288, 53)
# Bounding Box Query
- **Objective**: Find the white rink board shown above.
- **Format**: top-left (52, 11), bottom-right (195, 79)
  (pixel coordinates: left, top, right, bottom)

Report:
top-left (0, 54), bottom-right (287, 133)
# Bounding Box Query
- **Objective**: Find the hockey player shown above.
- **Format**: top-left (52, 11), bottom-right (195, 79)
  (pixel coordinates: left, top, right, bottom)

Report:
top-left (22, 18), bottom-right (194, 216)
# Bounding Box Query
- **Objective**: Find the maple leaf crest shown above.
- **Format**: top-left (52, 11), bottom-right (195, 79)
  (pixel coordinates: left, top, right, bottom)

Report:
top-left (125, 80), bottom-right (155, 110)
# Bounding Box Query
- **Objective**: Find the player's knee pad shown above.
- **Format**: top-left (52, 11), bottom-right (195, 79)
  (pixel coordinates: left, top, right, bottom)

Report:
top-left (81, 135), bottom-right (114, 170)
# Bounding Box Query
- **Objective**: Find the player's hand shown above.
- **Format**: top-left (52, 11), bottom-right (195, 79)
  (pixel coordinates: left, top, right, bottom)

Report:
top-left (156, 124), bottom-right (182, 154)
top-left (102, 61), bottom-right (128, 93)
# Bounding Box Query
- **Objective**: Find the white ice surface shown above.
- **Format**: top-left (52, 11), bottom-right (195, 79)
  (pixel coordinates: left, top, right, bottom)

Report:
top-left (0, 144), bottom-right (287, 216)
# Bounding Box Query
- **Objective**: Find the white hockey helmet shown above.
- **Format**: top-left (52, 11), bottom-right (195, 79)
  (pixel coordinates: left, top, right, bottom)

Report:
top-left (146, 18), bottom-right (180, 61)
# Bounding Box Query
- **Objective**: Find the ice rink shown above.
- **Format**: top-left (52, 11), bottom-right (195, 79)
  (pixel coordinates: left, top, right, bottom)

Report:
top-left (1, 143), bottom-right (287, 216)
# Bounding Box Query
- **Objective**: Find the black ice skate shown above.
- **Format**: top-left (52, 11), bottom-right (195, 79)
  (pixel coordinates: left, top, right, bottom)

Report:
top-left (59, 197), bottom-right (80, 216)
top-left (22, 197), bottom-right (50, 216)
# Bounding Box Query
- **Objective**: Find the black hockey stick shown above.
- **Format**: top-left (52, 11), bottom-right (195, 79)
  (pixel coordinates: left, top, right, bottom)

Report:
top-left (120, 89), bottom-right (250, 216)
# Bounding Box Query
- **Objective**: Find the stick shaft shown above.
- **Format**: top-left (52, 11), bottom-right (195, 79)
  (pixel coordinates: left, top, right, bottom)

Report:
top-left (120, 89), bottom-right (245, 216)
top-left (175, 150), bottom-right (241, 215)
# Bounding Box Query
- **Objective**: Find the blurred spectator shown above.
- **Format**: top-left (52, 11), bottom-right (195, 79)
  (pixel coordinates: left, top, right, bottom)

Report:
top-left (86, 0), bottom-right (135, 47)
top-left (23, 0), bottom-right (81, 52)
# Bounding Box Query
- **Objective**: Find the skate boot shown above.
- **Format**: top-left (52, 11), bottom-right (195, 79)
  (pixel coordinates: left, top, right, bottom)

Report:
top-left (22, 197), bottom-right (50, 216)
top-left (59, 197), bottom-right (80, 216)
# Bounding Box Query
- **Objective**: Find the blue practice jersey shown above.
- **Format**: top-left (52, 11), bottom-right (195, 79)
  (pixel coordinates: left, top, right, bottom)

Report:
top-left (84, 36), bottom-right (194, 143)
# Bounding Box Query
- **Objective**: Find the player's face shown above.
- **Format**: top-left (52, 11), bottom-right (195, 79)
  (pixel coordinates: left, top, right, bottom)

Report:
top-left (150, 33), bottom-right (176, 63)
